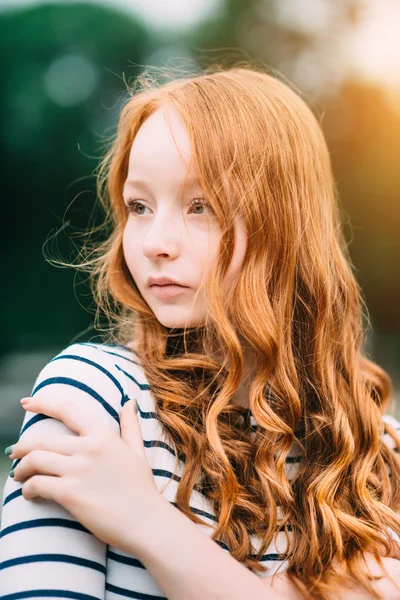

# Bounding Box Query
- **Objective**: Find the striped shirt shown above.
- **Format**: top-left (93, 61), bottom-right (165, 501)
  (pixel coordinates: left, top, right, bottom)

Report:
top-left (1, 342), bottom-right (399, 599)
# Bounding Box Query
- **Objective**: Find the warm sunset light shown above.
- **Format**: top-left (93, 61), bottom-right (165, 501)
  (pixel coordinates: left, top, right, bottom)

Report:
top-left (346, 0), bottom-right (400, 87)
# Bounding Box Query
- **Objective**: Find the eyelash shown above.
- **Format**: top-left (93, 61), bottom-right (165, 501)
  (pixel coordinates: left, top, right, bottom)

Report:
top-left (125, 197), bottom-right (213, 216)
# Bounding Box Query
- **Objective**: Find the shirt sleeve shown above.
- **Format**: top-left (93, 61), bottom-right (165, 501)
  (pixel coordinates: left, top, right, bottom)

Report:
top-left (382, 413), bottom-right (400, 450)
top-left (0, 342), bottom-right (130, 600)
top-left (381, 413), bottom-right (400, 544)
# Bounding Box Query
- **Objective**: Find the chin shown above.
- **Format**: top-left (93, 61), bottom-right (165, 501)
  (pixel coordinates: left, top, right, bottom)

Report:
top-left (152, 307), bottom-right (205, 330)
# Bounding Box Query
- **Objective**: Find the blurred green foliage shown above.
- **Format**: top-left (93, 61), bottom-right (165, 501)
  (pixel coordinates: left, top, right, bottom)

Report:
top-left (1, 3), bottom-right (153, 353)
top-left (1, 0), bottom-right (399, 374)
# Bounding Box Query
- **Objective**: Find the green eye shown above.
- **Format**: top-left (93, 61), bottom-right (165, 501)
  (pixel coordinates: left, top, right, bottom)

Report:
top-left (188, 198), bottom-right (213, 215)
top-left (126, 199), bottom-right (148, 215)
top-left (125, 197), bottom-right (214, 216)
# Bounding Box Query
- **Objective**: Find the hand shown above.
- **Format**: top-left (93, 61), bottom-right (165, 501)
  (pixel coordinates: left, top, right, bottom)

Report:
top-left (263, 553), bottom-right (400, 599)
top-left (7, 394), bottom-right (163, 554)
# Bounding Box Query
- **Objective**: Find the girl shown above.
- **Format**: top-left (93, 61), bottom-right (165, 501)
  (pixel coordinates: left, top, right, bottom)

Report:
top-left (1, 64), bottom-right (400, 600)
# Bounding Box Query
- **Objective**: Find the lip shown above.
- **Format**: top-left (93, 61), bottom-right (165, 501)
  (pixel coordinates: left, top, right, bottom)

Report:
top-left (150, 284), bottom-right (189, 299)
top-left (147, 276), bottom-right (188, 287)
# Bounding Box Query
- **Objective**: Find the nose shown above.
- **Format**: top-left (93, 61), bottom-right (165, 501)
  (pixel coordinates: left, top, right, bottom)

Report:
top-left (142, 212), bottom-right (181, 260)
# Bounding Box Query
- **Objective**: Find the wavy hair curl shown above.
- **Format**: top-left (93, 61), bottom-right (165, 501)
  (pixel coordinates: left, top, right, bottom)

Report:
top-left (72, 63), bottom-right (400, 598)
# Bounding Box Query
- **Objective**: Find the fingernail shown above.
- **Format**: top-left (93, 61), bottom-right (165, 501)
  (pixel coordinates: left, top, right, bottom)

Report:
top-left (4, 445), bottom-right (14, 456)
top-left (9, 469), bottom-right (15, 478)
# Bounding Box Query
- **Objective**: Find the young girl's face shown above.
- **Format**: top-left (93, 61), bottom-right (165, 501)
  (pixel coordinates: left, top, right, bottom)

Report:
top-left (122, 106), bottom-right (247, 328)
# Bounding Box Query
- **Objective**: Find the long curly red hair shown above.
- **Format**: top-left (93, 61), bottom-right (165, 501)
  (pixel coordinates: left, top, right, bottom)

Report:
top-left (71, 64), bottom-right (400, 598)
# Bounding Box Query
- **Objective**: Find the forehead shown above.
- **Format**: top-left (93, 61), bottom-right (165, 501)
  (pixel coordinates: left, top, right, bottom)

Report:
top-left (129, 107), bottom-right (191, 164)
top-left (124, 108), bottom-right (201, 194)
top-left (123, 174), bottom-right (202, 192)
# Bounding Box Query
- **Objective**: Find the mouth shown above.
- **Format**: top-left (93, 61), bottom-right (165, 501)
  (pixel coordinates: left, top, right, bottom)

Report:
top-left (150, 283), bottom-right (189, 298)
top-left (151, 283), bottom-right (187, 288)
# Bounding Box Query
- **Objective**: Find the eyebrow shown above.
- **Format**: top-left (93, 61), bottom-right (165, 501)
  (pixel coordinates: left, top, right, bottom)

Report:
top-left (123, 176), bottom-right (202, 192)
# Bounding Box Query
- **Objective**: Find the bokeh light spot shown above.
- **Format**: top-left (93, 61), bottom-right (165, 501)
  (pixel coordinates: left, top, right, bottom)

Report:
top-left (43, 54), bottom-right (99, 107)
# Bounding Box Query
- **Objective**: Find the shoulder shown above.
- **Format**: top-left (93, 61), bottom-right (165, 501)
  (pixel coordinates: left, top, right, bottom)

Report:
top-left (381, 413), bottom-right (400, 453)
top-left (382, 414), bottom-right (400, 430)
top-left (24, 342), bottom-right (151, 436)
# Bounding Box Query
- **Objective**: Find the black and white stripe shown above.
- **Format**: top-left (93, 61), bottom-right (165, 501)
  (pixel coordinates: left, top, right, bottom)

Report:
top-left (1, 342), bottom-right (399, 598)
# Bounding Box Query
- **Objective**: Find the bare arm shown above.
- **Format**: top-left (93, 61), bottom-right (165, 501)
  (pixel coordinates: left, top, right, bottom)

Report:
top-left (127, 496), bottom-right (400, 600)
top-left (127, 495), bottom-right (287, 600)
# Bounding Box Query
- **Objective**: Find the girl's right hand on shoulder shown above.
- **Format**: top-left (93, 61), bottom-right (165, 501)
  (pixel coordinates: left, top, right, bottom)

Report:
top-left (261, 571), bottom-right (304, 599)
top-left (262, 553), bottom-right (400, 599)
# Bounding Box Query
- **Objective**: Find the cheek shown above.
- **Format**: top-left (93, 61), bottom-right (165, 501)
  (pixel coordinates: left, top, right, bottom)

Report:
top-left (122, 224), bottom-right (137, 274)
top-left (185, 225), bottom-right (221, 269)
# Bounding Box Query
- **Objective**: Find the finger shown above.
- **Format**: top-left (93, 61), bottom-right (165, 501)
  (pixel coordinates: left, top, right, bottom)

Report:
top-left (387, 538), bottom-right (400, 561)
top-left (262, 572), bottom-right (304, 599)
top-left (8, 434), bottom-right (85, 460)
top-left (22, 474), bottom-right (69, 503)
top-left (12, 450), bottom-right (72, 482)
top-left (362, 553), bottom-right (400, 596)
top-left (21, 395), bottom-right (102, 437)
top-left (120, 399), bottom-right (147, 459)
top-left (377, 538), bottom-right (400, 561)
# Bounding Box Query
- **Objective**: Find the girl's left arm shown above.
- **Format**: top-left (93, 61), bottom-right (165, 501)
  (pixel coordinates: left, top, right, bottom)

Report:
top-left (126, 494), bottom-right (290, 600)
top-left (127, 414), bottom-right (400, 600)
